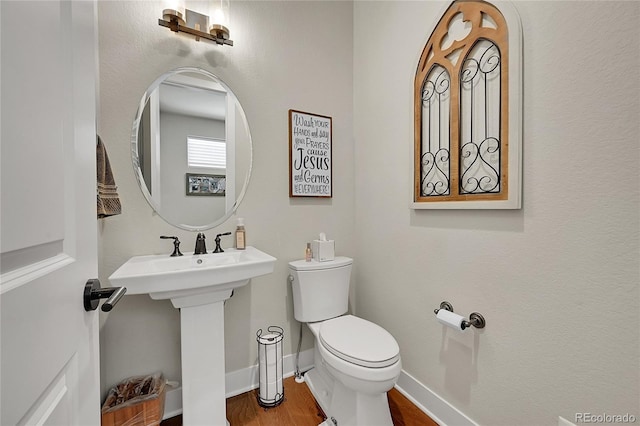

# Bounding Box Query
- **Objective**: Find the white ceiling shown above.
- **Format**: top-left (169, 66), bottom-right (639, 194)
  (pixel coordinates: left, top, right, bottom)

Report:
top-left (159, 79), bottom-right (227, 121)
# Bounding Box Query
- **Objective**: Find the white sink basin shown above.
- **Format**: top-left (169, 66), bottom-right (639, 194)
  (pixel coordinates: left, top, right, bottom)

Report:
top-left (108, 246), bottom-right (276, 307)
top-left (108, 246), bottom-right (277, 426)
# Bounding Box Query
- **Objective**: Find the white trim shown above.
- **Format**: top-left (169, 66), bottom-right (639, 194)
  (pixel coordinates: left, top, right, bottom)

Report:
top-left (19, 354), bottom-right (79, 426)
top-left (162, 349), bottom-right (315, 420)
top-left (24, 373), bottom-right (69, 426)
top-left (150, 90), bottom-right (162, 207)
top-left (163, 352), bottom-right (479, 425)
top-left (226, 348), bottom-right (314, 398)
top-left (163, 384), bottom-right (183, 420)
top-left (558, 416), bottom-right (577, 426)
top-left (0, 253), bottom-right (74, 295)
top-left (224, 94), bottom-right (236, 212)
top-left (395, 370), bottom-right (478, 426)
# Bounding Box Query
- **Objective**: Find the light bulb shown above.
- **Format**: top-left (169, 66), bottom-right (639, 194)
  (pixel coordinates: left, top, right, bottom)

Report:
top-left (163, 0), bottom-right (186, 24)
top-left (209, 0), bottom-right (230, 39)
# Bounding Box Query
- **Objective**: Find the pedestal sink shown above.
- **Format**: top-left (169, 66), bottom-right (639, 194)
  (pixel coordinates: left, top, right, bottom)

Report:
top-left (108, 246), bottom-right (276, 426)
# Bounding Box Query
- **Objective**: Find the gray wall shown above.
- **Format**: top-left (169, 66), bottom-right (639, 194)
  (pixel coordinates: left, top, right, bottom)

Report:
top-left (159, 112), bottom-right (226, 226)
top-left (354, 1), bottom-right (639, 425)
top-left (98, 0), bottom-right (354, 396)
top-left (97, 1), bottom-right (639, 424)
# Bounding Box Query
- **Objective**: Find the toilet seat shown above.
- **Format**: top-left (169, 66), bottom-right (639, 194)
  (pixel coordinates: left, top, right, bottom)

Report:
top-left (319, 315), bottom-right (400, 368)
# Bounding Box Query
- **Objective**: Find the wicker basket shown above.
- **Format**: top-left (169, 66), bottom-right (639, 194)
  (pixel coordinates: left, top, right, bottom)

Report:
top-left (101, 373), bottom-right (166, 426)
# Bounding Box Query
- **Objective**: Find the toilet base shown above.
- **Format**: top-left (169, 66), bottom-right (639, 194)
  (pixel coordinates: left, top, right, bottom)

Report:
top-left (304, 367), bottom-right (394, 426)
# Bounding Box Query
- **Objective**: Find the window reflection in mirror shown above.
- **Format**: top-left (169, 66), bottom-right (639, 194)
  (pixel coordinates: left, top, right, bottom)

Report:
top-left (133, 68), bottom-right (252, 231)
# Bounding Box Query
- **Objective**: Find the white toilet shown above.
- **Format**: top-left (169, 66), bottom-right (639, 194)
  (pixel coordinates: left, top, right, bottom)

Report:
top-left (288, 257), bottom-right (401, 426)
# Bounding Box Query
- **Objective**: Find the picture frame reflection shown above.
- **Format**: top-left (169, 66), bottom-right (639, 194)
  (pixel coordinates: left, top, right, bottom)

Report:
top-left (186, 173), bottom-right (226, 196)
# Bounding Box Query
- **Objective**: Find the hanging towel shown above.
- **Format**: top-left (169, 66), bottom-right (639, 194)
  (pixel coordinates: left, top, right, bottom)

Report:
top-left (97, 135), bottom-right (122, 218)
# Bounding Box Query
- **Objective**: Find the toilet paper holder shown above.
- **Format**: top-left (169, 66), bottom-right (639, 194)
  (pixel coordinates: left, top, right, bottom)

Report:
top-left (434, 301), bottom-right (486, 330)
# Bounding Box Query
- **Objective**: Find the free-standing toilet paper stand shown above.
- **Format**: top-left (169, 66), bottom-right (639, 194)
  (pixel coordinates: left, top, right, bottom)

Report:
top-left (256, 326), bottom-right (285, 408)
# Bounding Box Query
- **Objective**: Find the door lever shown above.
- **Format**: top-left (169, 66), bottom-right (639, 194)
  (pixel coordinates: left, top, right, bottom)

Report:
top-left (84, 279), bottom-right (127, 312)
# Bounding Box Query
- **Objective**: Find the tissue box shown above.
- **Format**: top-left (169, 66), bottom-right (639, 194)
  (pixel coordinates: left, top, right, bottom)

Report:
top-left (312, 240), bottom-right (335, 262)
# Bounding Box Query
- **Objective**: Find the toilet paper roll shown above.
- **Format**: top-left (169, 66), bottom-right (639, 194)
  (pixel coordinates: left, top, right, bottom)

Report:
top-left (436, 309), bottom-right (466, 332)
top-left (259, 339), bottom-right (278, 363)
top-left (259, 360), bottom-right (279, 383)
top-left (259, 378), bottom-right (283, 401)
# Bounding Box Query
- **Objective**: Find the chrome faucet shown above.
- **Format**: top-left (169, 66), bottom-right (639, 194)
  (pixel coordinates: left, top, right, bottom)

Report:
top-left (194, 232), bottom-right (207, 254)
top-left (160, 236), bottom-right (183, 257)
top-left (212, 232), bottom-right (232, 253)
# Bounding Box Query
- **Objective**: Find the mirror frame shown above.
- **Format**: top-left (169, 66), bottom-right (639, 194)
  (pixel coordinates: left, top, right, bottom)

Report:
top-left (131, 67), bottom-right (253, 231)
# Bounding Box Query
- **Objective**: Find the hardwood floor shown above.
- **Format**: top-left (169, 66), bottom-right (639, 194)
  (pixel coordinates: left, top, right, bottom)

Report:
top-left (161, 376), bottom-right (438, 426)
top-left (387, 387), bottom-right (439, 426)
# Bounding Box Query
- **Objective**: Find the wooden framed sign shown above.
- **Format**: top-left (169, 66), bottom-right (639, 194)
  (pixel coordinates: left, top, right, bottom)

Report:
top-left (289, 109), bottom-right (332, 198)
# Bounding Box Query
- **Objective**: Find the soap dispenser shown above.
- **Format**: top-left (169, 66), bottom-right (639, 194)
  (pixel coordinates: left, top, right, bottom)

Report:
top-left (235, 218), bottom-right (246, 250)
top-left (305, 243), bottom-right (312, 262)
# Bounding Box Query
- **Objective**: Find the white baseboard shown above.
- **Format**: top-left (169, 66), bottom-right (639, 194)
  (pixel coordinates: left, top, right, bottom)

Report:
top-left (164, 351), bottom-right (477, 426)
top-left (395, 370), bottom-right (478, 426)
top-left (225, 348), bottom-right (315, 398)
top-left (162, 349), bottom-right (315, 420)
top-left (163, 384), bottom-right (183, 420)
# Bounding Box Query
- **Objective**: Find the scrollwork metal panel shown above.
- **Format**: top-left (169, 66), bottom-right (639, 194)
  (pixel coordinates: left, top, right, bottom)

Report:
top-left (414, 0), bottom-right (520, 208)
top-left (459, 40), bottom-right (501, 194)
top-left (421, 65), bottom-right (451, 196)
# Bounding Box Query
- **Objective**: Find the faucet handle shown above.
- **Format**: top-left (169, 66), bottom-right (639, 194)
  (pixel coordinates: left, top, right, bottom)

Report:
top-left (212, 232), bottom-right (232, 253)
top-left (160, 235), bottom-right (183, 257)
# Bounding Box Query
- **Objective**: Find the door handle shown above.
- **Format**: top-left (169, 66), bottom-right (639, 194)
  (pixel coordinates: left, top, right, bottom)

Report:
top-left (84, 279), bottom-right (127, 312)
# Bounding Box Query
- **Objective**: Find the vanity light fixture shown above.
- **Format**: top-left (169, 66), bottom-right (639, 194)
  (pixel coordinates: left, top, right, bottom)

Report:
top-left (159, 0), bottom-right (233, 46)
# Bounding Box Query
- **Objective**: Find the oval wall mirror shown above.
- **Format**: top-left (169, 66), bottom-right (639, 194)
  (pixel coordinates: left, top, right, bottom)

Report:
top-left (131, 67), bottom-right (252, 231)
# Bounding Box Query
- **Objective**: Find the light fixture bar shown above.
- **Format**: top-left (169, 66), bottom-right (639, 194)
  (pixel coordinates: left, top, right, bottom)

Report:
top-left (159, 8), bottom-right (233, 46)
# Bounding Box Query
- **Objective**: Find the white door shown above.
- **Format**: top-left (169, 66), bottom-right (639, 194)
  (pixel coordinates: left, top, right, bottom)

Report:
top-left (1, 1), bottom-right (101, 425)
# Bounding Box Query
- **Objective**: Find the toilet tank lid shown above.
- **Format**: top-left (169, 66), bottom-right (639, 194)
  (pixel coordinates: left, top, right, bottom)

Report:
top-left (288, 257), bottom-right (353, 271)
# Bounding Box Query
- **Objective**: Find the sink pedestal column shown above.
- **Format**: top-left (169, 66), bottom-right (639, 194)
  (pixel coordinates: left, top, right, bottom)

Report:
top-left (175, 289), bottom-right (233, 426)
top-left (108, 248), bottom-right (277, 426)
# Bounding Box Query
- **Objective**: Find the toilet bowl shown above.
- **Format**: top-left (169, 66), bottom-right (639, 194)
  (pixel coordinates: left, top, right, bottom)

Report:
top-left (304, 316), bottom-right (401, 426)
top-left (315, 315), bottom-right (401, 393)
top-left (288, 257), bottom-right (401, 426)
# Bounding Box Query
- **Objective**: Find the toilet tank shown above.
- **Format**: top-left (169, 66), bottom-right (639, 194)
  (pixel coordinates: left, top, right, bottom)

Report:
top-left (288, 257), bottom-right (353, 323)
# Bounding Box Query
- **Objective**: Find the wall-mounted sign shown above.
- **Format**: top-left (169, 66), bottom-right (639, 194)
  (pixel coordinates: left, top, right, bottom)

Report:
top-left (289, 109), bottom-right (332, 198)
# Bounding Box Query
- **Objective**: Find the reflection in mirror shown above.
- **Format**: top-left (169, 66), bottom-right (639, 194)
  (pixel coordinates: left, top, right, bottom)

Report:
top-left (132, 68), bottom-right (252, 231)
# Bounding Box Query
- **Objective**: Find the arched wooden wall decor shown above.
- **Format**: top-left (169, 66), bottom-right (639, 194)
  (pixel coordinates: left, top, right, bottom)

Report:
top-left (413, 0), bottom-right (522, 209)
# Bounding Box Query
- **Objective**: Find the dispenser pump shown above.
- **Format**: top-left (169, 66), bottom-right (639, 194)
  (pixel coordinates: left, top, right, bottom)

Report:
top-left (235, 218), bottom-right (246, 250)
